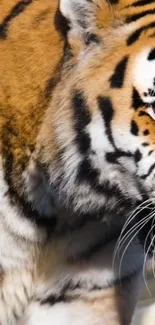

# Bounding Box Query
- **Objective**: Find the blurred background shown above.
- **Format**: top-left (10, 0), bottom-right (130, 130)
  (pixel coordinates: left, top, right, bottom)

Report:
top-left (132, 261), bottom-right (155, 325)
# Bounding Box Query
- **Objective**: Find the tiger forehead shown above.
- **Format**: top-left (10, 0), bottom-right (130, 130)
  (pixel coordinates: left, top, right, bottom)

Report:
top-left (71, 42), bottom-right (155, 133)
top-left (97, 0), bottom-right (155, 20)
top-left (95, 0), bottom-right (155, 51)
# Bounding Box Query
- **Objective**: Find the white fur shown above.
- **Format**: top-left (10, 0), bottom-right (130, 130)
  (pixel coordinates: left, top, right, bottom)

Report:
top-left (0, 157), bottom-right (45, 271)
top-left (147, 106), bottom-right (155, 120)
top-left (87, 111), bottom-right (113, 170)
top-left (133, 48), bottom-right (155, 103)
top-left (60, 0), bottom-right (96, 39)
top-left (0, 269), bottom-right (34, 325)
top-left (60, 0), bottom-right (91, 22)
top-left (2, 3), bottom-right (155, 325)
top-left (60, 0), bottom-right (76, 21)
top-left (20, 300), bottom-right (108, 325)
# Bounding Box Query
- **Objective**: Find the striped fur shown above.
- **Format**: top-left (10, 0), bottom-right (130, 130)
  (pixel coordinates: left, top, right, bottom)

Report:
top-left (1, 0), bottom-right (155, 324)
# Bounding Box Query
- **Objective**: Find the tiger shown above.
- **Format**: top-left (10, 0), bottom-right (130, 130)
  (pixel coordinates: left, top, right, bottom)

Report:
top-left (1, 0), bottom-right (155, 324)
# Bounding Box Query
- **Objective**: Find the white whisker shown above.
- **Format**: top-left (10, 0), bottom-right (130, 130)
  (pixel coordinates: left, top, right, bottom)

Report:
top-left (143, 215), bottom-right (155, 294)
top-left (122, 199), bottom-right (152, 233)
top-left (114, 200), bottom-right (152, 259)
top-left (113, 216), bottom-right (151, 270)
top-left (118, 215), bottom-right (154, 282)
top-left (143, 228), bottom-right (155, 296)
top-left (113, 201), bottom-right (153, 268)
top-left (117, 213), bottom-right (152, 251)
top-left (153, 249), bottom-right (155, 279)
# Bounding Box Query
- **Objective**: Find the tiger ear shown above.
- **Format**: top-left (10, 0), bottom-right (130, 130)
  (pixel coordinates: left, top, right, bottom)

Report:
top-left (60, 0), bottom-right (100, 52)
top-left (60, 0), bottom-right (96, 29)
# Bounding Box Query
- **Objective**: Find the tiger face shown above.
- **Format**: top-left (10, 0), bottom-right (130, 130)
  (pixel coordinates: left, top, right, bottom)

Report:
top-left (36, 0), bottom-right (155, 231)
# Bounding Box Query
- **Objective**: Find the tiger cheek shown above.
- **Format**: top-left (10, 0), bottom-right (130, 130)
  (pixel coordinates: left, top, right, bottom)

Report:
top-left (132, 112), bottom-right (155, 146)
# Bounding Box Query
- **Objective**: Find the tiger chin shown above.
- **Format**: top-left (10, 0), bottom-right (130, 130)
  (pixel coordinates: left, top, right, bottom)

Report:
top-left (1, 0), bottom-right (155, 324)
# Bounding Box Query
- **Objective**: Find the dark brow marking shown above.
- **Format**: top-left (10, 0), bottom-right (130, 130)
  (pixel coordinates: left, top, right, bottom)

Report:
top-left (126, 0), bottom-right (155, 7)
top-left (127, 22), bottom-right (155, 46)
top-left (0, 0), bottom-right (33, 39)
top-left (126, 9), bottom-right (155, 24)
top-left (106, 0), bottom-right (119, 4)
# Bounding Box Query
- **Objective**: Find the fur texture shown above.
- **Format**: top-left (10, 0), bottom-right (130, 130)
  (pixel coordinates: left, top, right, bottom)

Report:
top-left (1, 0), bottom-right (155, 324)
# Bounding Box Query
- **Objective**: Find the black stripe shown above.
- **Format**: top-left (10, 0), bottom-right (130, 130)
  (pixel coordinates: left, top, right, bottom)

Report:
top-left (44, 57), bottom-right (64, 101)
top-left (106, 0), bottom-right (119, 4)
top-left (148, 48), bottom-right (155, 60)
top-left (142, 142), bottom-right (149, 146)
top-left (141, 162), bottom-right (155, 179)
top-left (134, 149), bottom-right (142, 162)
top-left (127, 21), bottom-right (155, 46)
top-left (132, 88), bottom-right (144, 110)
top-left (149, 150), bottom-right (153, 155)
top-left (3, 147), bottom-right (57, 229)
top-left (138, 110), bottom-right (150, 117)
top-left (128, 0), bottom-right (155, 7)
top-left (41, 294), bottom-right (76, 306)
top-left (72, 90), bottom-right (91, 154)
top-left (126, 9), bottom-right (155, 24)
top-left (130, 120), bottom-right (139, 136)
top-left (98, 96), bottom-right (115, 147)
top-left (0, 0), bottom-right (33, 39)
top-left (106, 150), bottom-right (133, 164)
top-left (77, 158), bottom-right (99, 185)
top-left (41, 281), bottom-right (77, 305)
top-left (40, 264), bottom-right (143, 305)
top-left (77, 158), bottom-right (127, 202)
top-left (54, 7), bottom-right (69, 38)
top-left (109, 56), bottom-right (129, 88)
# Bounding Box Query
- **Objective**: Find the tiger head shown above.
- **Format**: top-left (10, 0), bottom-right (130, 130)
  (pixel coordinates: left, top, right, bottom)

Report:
top-left (36, 0), bottom-right (155, 230)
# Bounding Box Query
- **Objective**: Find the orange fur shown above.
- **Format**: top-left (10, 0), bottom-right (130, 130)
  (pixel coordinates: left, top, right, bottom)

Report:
top-left (0, 0), bottom-right (66, 188)
top-left (1, 1), bottom-right (155, 324)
